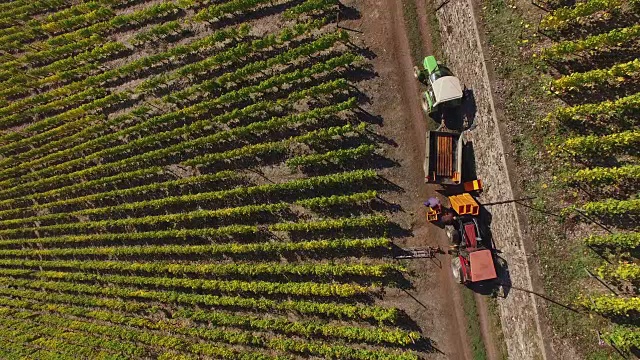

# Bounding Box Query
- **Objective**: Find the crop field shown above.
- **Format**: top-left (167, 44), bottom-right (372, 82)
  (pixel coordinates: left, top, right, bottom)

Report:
top-left (0, 0), bottom-right (432, 358)
top-left (536, 0), bottom-right (640, 354)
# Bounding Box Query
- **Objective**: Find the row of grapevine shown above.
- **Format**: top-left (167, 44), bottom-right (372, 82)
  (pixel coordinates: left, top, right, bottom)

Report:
top-left (544, 92), bottom-right (640, 127)
top-left (0, 296), bottom-right (419, 360)
top-left (1, 268), bottom-right (375, 298)
top-left (184, 120), bottom-right (364, 168)
top-left (602, 326), bottom-right (640, 352)
top-left (270, 215), bottom-right (388, 232)
top-left (571, 198), bottom-right (640, 217)
top-left (0, 205), bottom-right (381, 241)
top-left (0, 285), bottom-right (416, 346)
top-left (295, 190), bottom-right (378, 209)
top-left (0, 298), bottom-right (285, 360)
top-left (541, 24), bottom-right (640, 60)
top-left (550, 59), bottom-right (640, 92)
top-left (0, 203), bottom-right (287, 238)
top-left (174, 307), bottom-right (420, 346)
top-left (0, 237), bottom-right (391, 260)
top-left (0, 72), bottom-right (354, 200)
top-left (578, 294), bottom-right (640, 317)
top-left (596, 262), bottom-right (640, 282)
top-left (0, 170), bottom-right (239, 220)
top-left (287, 144), bottom-right (377, 168)
top-left (0, 258), bottom-right (404, 279)
top-left (539, 0), bottom-right (623, 30)
top-left (0, 167), bottom-right (371, 227)
top-left (12, 31), bottom-right (350, 180)
top-left (555, 130), bottom-right (640, 156)
top-left (195, 0), bottom-right (276, 21)
top-left (0, 90), bottom-right (130, 141)
top-left (0, 275), bottom-right (399, 323)
top-left (0, 224), bottom-right (258, 249)
top-left (283, 0), bottom-right (340, 19)
top-left (0, 165), bottom-right (165, 212)
top-left (130, 21), bottom-right (185, 46)
top-left (0, 79), bottom-right (349, 207)
top-left (584, 232), bottom-right (640, 248)
top-left (562, 164), bottom-right (640, 186)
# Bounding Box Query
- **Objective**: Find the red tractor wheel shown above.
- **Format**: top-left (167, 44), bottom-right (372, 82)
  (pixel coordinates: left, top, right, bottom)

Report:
top-left (451, 257), bottom-right (464, 284)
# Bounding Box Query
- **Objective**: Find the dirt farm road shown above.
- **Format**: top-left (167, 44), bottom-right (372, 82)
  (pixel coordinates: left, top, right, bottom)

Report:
top-left (341, 0), bottom-right (474, 359)
top-left (434, 0), bottom-right (549, 358)
top-left (344, 0), bottom-right (549, 359)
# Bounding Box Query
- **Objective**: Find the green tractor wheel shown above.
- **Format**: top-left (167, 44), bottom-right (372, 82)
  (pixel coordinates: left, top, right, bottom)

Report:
top-left (413, 66), bottom-right (421, 80)
top-left (421, 92), bottom-right (431, 113)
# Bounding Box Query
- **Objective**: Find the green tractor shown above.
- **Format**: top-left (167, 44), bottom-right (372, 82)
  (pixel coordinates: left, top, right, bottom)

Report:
top-left (414, 56), bottom-right (464, 118)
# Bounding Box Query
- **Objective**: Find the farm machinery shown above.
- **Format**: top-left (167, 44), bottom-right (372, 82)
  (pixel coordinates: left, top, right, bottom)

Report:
top-left (415, 56), bottom-right (469, 185)
top-left (413, 55), bottom-right (464, 118)
top-left (446, 195), bottom-right (497, 285)
top-left (426, 193), bottom-right (499, 286)
top-left (412, 55), bottom-right (500, 289)
top-left (424, 130), bottom-right (463, 185)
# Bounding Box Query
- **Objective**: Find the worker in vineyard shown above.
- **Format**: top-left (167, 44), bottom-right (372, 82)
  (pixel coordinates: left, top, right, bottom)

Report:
top-left (423, 197), bottom-right (441, 210)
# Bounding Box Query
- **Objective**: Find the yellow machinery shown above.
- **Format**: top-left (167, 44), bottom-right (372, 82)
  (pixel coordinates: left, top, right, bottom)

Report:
top-left (448, 193), bottom-right (479, 216)
top-left (463, 179), bottom-right (482, 192)
top-left (426, 205), bottom-right (441, 221)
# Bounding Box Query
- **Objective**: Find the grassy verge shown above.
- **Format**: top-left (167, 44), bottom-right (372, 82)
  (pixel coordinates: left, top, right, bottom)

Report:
top-left (461, 289), bottom-right (488, 360)
top-left (486, 297), bottom-right (509, 360)
top-left (423, 0), bottom-right (445, 61)
top-left (478, 0), bottom-right (625, 358)
top-left (400, 0), bottom-right (424, 65)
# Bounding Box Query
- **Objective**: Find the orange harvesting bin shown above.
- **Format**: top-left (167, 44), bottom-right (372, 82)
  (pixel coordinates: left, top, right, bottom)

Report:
top-left (448, 193), bottom-right (479, 216)
top-left (426, 209), bottom-right (439, 222)
top-left (425, 203), bottom-right (441, 222)
top-left (463, 179), bottom-right (483, 192)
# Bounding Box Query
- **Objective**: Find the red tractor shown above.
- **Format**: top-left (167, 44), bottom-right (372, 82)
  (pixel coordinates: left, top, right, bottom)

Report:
top-left (440, 193), bottom-right (498, 285)
top-left (447, 215), bottom-right (497, 285)
top-left (424, 193), bottom-right (499, 286)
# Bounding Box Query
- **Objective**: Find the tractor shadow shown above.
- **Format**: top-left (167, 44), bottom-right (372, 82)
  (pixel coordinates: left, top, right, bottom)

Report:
top-left (461, 88), bottom-right (477, 131)
top-left (438, 87), bottom-right (477, 131)
top-left (462, 139), bottom-right (478, 182)
top-left (466, 204), bottom-right (513, 298)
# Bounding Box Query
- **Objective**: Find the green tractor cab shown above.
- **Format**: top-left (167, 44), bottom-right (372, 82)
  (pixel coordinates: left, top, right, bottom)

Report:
top-left (414, 56), bottom-right (464, 117)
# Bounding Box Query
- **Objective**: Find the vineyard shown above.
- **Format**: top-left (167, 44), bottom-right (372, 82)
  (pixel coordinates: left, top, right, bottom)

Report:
top-left (538, 0), bottom-right (640, 354)
top-left (0, 0), bottom-right (432, 358)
